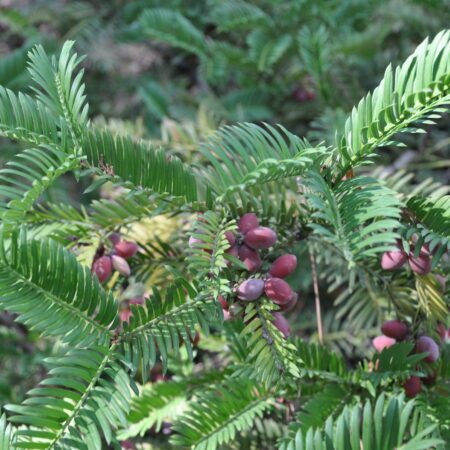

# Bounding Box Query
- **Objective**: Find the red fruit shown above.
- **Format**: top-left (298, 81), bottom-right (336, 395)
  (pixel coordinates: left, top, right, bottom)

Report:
top-left (226, 244), bottom-right (239, 258)
top-left (381, 250), bottom-right (407, 270)
top-left (120, 308), bottom-right (132, 323)
top-left (238, 245), bottom-right (261, 272)
top-left (92, 256), bottom-right (112, 283)
top-left (223, 309), bottom-right (231, 321)
top-left (112, 255), bottom-right (131, 277)
top-left (218, 295), bottom-right (228, 310)
top-left (225, 231), bottom-right (236, 247)
top-left (272, 312), bottom-right (290, 338)
top-left (108, 232), bottom-right (121, 245)
top-left (188, 235), bottom-right (203, 248)
top-left (372, 335), bottom-right (396, 352)
top-left (238, 213), bottom-right (259, 234)
top-left (408, 251), bottom-right (431, 275)
top-left (264, 277), bottom-right (293, 305)
top-left (415, 336), bottom-right (440, 363)
top-left (381, 320), bottom-right (408, 341)
top-left (269, 254), bottom-right (297, 278)
top-left (403, 376), bottom-right (422, 398)
top-left (121, 440), bottom-right (136, 450)
top-left (129, 297), bottom-right (144, 305)
top-left (278, 292), bottom-right (298, 312)
top-left (237, 279), bottom-right (265, 301)
top-left (115, 241), bottom-right (138, 259)
top-left (244, 227), bottom-right (277, 249)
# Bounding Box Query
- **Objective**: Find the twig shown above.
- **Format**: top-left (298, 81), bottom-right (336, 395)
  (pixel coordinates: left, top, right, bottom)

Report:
top-left (308, 246), bottom-right (324, 345)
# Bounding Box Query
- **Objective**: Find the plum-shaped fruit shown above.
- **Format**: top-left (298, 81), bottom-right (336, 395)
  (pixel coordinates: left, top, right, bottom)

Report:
top-left (408, 251), bottom-right (431, 275)
top-left (269, 254), bottom-right (297, 278)
top-left (381, 250), bottom-right (407, 270)
top-left (218, 295), bottom-right (228, 310)
top-left (238, 244), bottom-right (261, 272)
top-left (120, 308), bottom-right (132, 323)
top-left (372, 335), bottom-right (396, 352)
top-left (121, 439), bottom-right (137, 450)
top-left (244, 227), bottom-right (277, 249)
top-left (237, 279), bottom-right (265, 301)
top-left (108, 232), bottom-right (121, 245)
top-left (279, 292), bottom-right (298, 312)
top-left (264, 277), bottom-right (293, 305)
top-left (403, 376), bottom-right (422, 398)
top-left (223, 309), bottom-right (231, 321)
top-left (188, 235), bottom-right (203, 248)
top-left (92, 256), bottom-right (112, 283)
top-left (381, 320), bottom-right (408, 341)
top-left (415, 336), bottom-right (440, 362)
top-left (272, 312), bottom-right (290, 338)
top-left (112, 255), bottom-right (131, 277)
top-left (225, 231), bottom-right (236, 246)
top-left (115, 241), bottom-right (138, 258)
top-left (238, 213), bottom-right (259, 234)
top-left (226, 244), bottom-right (239, 258)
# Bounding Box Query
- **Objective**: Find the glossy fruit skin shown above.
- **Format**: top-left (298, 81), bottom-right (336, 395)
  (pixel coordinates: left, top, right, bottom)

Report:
top-left (237, 279), bottom-right (265, 301)
top-left (108, 232), bottom-right (121, 245)
top-left (269, 254), bottom-right (297, 278)
top-left (415, 336), bottom-right (440, 362)
top-left (121, 439), bottom-right (137, 450)
top-left (223, 309), bottom-right (231, 321)
top-left (372, 335), bottom-right (396, 352)
top-left (404, 376), bottom-right (422, 398)
top-left (226, 244), bottom-right (239, 258)
top-left (238, 244), bottom-right (261, 272)
top-left (264, 277), bottom-right (293, 305)
top-left (238, 213), bottom-right (259, 234)
top-left (279, 292), bottom-right (298, 312)
top-left (408, 251), bottom-right (432, 275)
top-left (92, 256), bottom-right (112, 283)
top-left (225, 231), bottom-right (236, 246)
top-left (381, 250), bottom-right (407, 270)
top-left (115, 241), bottom-right (138, 259)
top-left (244, 227), bottom-right (277, 249)
top-left (272, 312), bottom-right (290, 338)
top-left (120, 309), bottom-right (132, 323)
top-left (112, 255), bottom-right (131, 277)
top-left (381, 320), bottom-right (408, 341)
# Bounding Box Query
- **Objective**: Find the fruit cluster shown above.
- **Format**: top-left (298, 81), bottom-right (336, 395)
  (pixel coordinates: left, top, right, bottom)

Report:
top-left (91, 233), bottom-right (138, 283)
top-left (223, 213), bottom-right (298, 338)
top-left (372, 319), bottom-right (445, 397)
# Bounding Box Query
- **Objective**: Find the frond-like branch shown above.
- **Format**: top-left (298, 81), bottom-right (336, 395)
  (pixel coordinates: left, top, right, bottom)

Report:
top-left (0, 227), bottom-right (118, 346)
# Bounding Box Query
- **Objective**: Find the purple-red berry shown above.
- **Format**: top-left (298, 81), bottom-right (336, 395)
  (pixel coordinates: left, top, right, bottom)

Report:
top-left (381, 250), bottom-right (407, 270)
top-left (415, 336), bottom-right (440, 363)
top-left (108, 232), bottom-right (121, 245)
top-left (372, 335), bottom-right (396, 352)
top-left (408, 251), bottom-right (432, 275)
top-left (244, 226), bottom-right (277, 249)
top-left (272, 312), bottom-right (290, 338)
top-left (381, 320), bottom-right (408, 341)
top-left (115, 241), bottom-right (138, 259)
top-left (238, 213), bottom-right (259, 234)
top-left (237, 279), bottom-right (265, 301)
top-left (278, 292), bottom-right (298, 312)
top-left (120, 308), bottom-right (132, 323)
top-left (92, 255), bottom-right (112, 283)
top-left (238, 244), bottom-right (261, 272)
top-left (264, 277), bottom-right (293, 305)
top-left (226, 244), bottom-right (239, 258)
top-left (112, 255), bottom-right (131, 277)
top-left (225, 231), bottom-right (236, 247)
top-left (269, 254), bottom-right (297, 278)
top-left (403, 376), bottom-right (422, 398)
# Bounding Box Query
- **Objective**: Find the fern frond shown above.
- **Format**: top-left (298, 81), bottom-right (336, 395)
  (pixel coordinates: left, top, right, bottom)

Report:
top-left (171, 379), bottom-right (273, 450)
top-left (279, 394), bottom-right (444, 450)
top-left (81, 128), bottom-right (199, 202)
top-left (210, 1), bottom-right (270, 31)
top-left (304, 172), bottom-right (402, 266)
top-left (335, 29), bottom-right (450, 172)
top-left (0, 414), bottom-right (14, 450)
top-left (0, 227), bottom-right (118, 346)
top-left (119, 278), bottom-right (218, 378)
top-left (248, 31), bottom-right (293, 72)
top-left (27, 41), bottom-right (89, 145)
top-left (139, 9), bottom-right (209, 57)
top-left (240, 299), bottom-right (300, 387)
top-left (199, 122), bottom-right (316, 198)
top-left (0, 146), bottom-right (79, 227)
top-left (0, 87), bottom-right (65, 147)
top-left (5, 344), bottom-right (132, 450)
